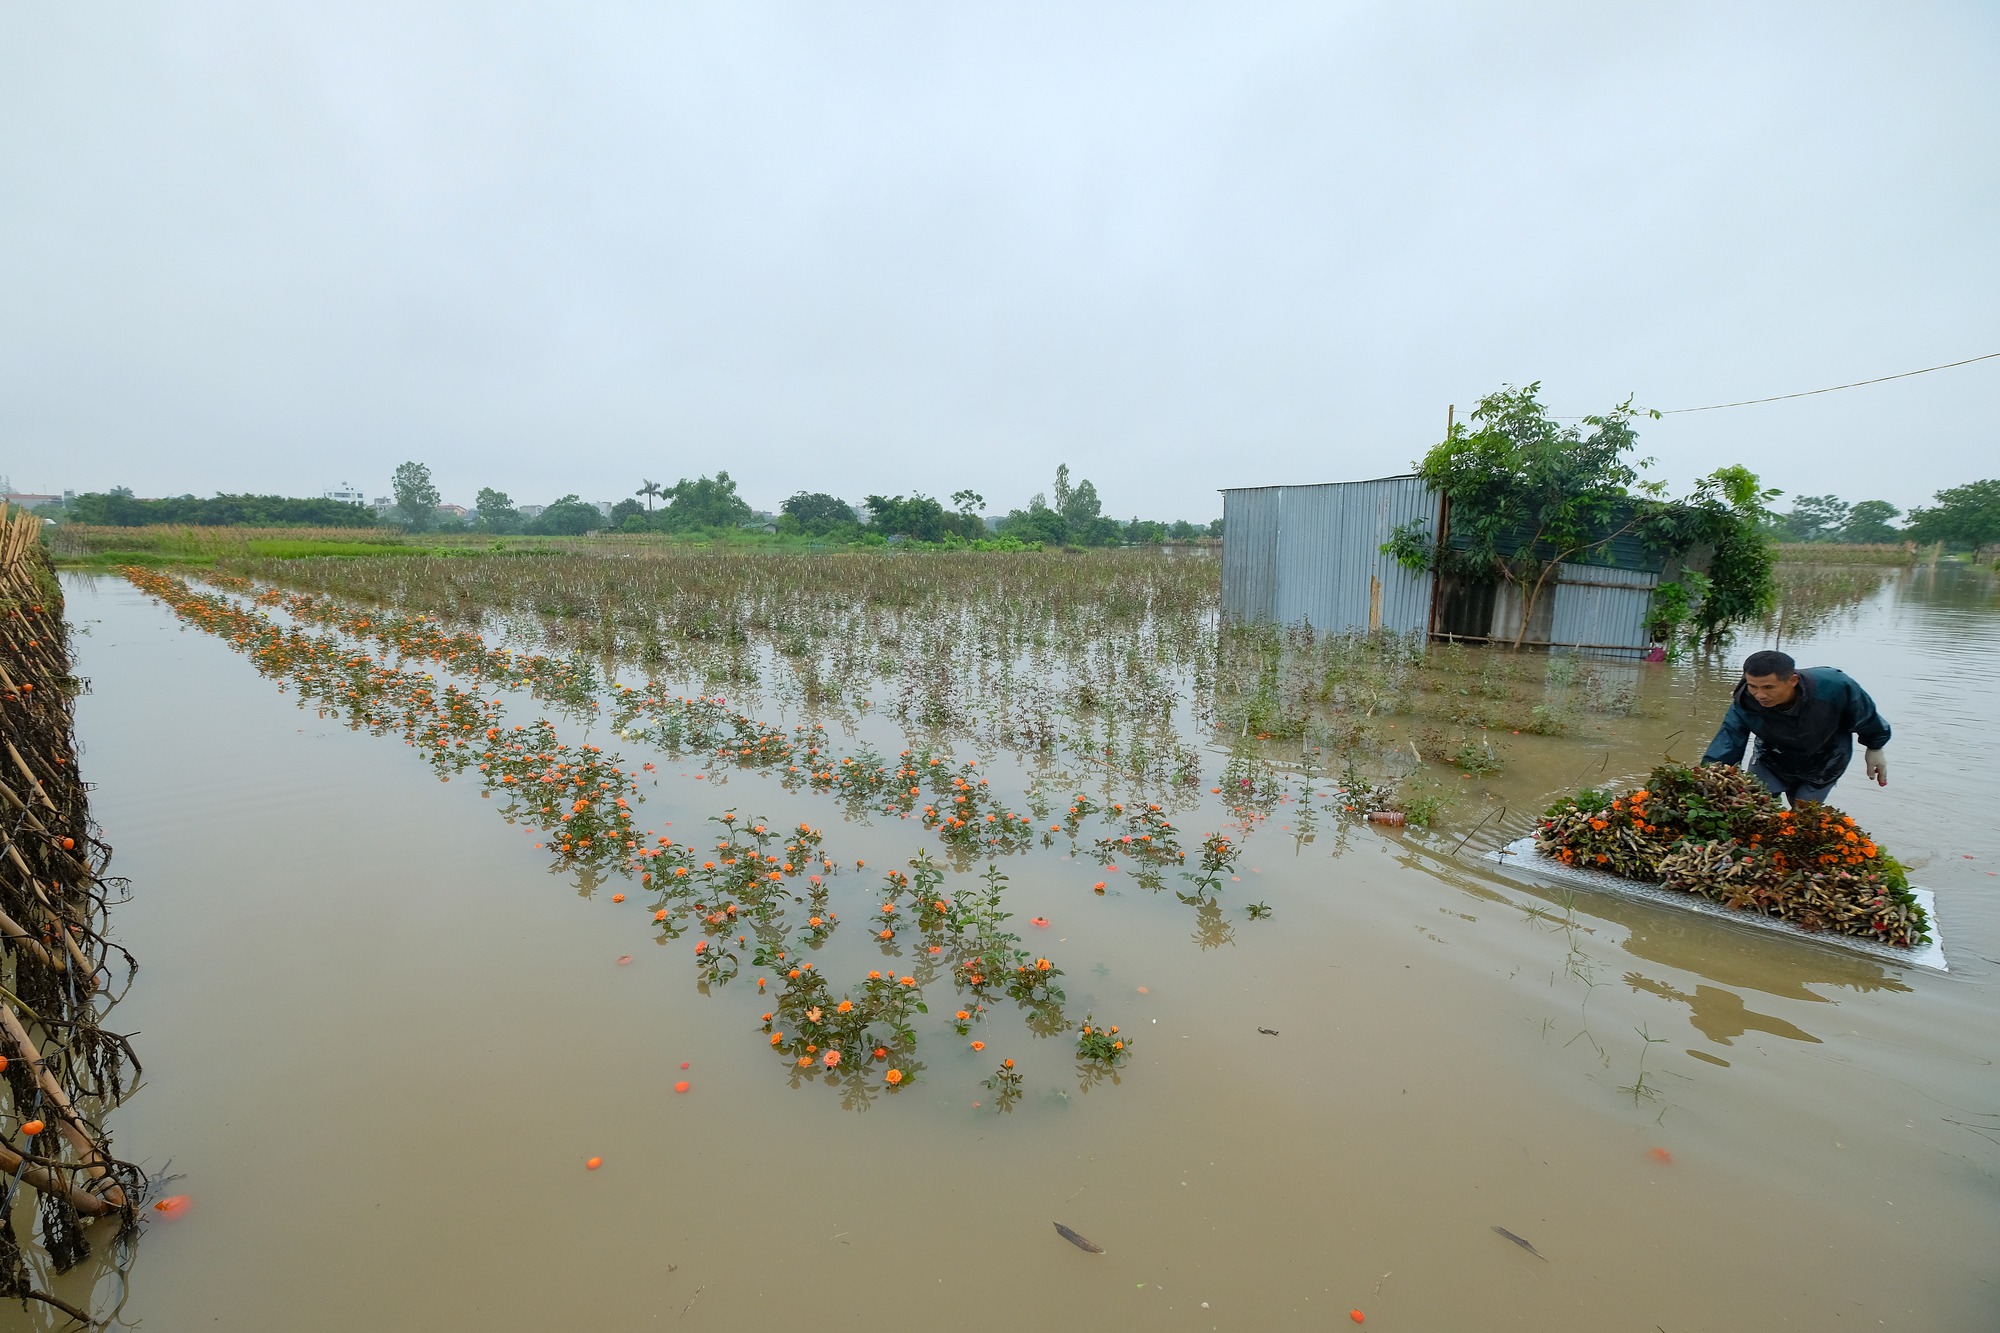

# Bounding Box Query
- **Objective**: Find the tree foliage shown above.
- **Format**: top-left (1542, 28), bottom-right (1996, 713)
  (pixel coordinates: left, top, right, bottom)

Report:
top-left (997, 465), bottom-right (1126, 546)
top-left (864, 494), bottom-right (984, 543)
top-left (659, 472), bottom-right (753, 532)
top-left (1905, 479), bottom-right (2000, 550)
top-left (1405, 383), bottom-right (1650, 644)
top-left (781, 492), bottom-right (858, 534)
top-left (1633, 465), bottom-right (1779, 653)
top-left (1391, 383), bottom-right (1776, 652)
top-left (1767, 493), bottom-right (1905, 544)
top-left (58, 492), bottom-right (380, 527)
top-left (1842, 500), bottom-right (1903, 545)
top-left (391, 461), bottom-right (441, 531)
top-left (474, 488), bottom-right (521, 534)
top-left (527, 495), bottom-right (605, 535)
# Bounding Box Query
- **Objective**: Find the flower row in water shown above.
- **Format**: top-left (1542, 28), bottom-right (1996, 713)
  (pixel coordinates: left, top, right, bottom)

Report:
top-left (127, 568), bottom-right (1133, 1099)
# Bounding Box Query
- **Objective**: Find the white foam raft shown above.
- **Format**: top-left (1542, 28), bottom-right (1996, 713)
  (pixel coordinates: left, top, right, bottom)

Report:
top-left (1489, 836), bottom-right (1948, 973)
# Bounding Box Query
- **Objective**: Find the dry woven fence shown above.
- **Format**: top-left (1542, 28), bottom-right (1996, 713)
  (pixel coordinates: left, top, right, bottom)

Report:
top-left (0, 506), bottom-right (145, 1324)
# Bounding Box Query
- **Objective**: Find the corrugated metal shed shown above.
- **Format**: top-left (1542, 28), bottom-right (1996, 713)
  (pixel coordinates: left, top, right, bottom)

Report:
top-left (1220, 476), bottom-right (1440, 632)
top-left (1220, 487), bottom-right (1280, 623)
top-left (1222, 475), bottom-right (1662, 655)
top-left (1547, 563), bottom-right (1658, 656)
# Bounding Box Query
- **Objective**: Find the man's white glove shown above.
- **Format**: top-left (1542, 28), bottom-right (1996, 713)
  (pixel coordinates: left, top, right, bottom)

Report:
top-left (1864, 748), bottom-right (1888, 786)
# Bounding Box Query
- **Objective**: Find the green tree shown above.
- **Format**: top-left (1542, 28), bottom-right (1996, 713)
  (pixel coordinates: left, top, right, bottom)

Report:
top-left (1905, 479), bottom-right (2000, 550)
top-left (1408, 383), bottom-right (1650, 646)
top-left (1774, 494), bottom-right (1848, 542)
top-left (996, 497), bottom-right (1065, 546)
top-left (637, 479), bottom-right (663, 512)
top-left (62, 491), bottom-right (379, 527)
top-left (781, 491), bottom-right (857, 534)
top-left (1061, 476), bottom-right (1102, 533)
top-left (1841, 499), bottom-right (1902, 544)
top-left (474, 487), bottom-right (521, 534)
top-left (391, 461), bottom-right (441, 531)
top-left (1638, 465), bottom-right (1780, 652)
top-left (527, 495), bottom-right (605, 535)
top-left (864, 494), bottom-right (983, 542)
top-left (609, 498), bottom-right (647, 529)
top-left (659, 472), bottom-right (753, 532)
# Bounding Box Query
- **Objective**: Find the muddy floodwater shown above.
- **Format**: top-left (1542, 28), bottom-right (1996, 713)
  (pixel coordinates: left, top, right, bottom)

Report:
top-left (28, 559), bottom-right (2000, 1330)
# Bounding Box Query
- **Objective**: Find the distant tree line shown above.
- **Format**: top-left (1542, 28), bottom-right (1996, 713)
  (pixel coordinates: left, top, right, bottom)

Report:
top-left (44, 459), bottom-right (1225, 546)
top-left (52, 489), bottom-right (378, 527)
top-left (1768, 478), bottom-right (2000, 550)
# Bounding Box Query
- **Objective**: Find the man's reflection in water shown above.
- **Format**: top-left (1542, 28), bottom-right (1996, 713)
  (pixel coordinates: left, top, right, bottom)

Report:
top-left (1625, 973), bottom-right (1822, 1046)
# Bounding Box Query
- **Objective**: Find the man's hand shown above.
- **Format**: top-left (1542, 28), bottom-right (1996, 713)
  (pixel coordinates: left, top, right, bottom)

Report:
top-left (1864, 748), bottom-right (1888, 786)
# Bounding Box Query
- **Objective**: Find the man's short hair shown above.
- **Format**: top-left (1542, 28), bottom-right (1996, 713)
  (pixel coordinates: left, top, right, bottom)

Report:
top-left (1742, 649), bottom-right (1796, 679)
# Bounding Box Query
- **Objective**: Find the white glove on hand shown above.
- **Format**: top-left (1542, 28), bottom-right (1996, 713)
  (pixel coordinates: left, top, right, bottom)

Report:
top-left (1864, 748), bottom-right (1888, 786)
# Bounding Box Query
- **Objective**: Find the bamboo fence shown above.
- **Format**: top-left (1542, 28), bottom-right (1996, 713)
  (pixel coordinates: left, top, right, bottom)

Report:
top-left (0, 505), bottom-right (144, 1325)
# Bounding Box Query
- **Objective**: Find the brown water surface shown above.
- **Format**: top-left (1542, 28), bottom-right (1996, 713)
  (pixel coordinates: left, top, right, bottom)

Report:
top-left (25, 562), bottom-right (2000, 1331)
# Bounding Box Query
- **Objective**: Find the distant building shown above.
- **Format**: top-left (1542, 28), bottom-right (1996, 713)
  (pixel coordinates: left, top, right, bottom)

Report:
top-left (0, 477), bottom-right (68, 511)
top-left (372, 496), bottom-right (396, 515)
top-left (518, 504), bottom-right (547, 520)
top-left (324, 483), bottom-right (367, 505)
top-left (594, 501), bottom-right (614, 519)
top-left (436, 504), bottom-right (469, 521)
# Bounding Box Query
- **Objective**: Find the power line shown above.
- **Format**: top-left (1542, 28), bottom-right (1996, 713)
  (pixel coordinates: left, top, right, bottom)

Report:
top-left (1655, 351), bottom-right (2000, 415)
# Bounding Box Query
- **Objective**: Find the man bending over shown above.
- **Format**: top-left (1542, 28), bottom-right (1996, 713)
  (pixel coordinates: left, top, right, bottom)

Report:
top-left (1701, 649), bottom-right (1890, 806)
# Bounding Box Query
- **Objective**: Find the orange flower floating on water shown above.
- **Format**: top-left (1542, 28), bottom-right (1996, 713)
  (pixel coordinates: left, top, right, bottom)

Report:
top-left (674, 1081), bottom-right (690, 1093)
top-left (873, 1046), bottom-right (888, 1060)
top-left (152, 1194), bottom-right (191, 1217)
top-left (1030, 917), bottom-right (1050, 927)
top-left (1649, 1147), bottom-right (1674, 1164)
top-left (611, 893), bottom-right (625, 903)
top-left (586, 1157), bottom-right (603, 1171)
top-left (822, 1050), bottom-right (841, 1068)
top-left (971, 1040), bottom-right (985, 1051)
top-left (884, 1069), bottom-right (904, 1085)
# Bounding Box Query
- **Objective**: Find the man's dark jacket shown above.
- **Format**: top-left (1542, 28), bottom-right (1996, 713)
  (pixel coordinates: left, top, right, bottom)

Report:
top-left (1701, 666), bottom-right (1891, 787)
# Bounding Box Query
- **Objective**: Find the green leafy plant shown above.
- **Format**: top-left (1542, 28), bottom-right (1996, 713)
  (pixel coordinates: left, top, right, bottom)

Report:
top-left (1074, 1014), bottom-right (1130, 1063)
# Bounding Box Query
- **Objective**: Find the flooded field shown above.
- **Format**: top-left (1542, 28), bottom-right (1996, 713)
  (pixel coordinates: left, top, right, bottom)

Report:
top-left (27, 554), bottom-right (2000, 1330)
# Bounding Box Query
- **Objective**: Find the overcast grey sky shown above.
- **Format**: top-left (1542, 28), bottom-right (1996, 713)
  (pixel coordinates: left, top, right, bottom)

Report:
top-left (5, 2), bottom-right (1996, 518)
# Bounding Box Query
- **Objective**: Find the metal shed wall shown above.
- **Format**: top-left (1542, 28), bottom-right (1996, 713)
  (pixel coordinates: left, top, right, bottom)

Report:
top-left (1220, 477), bottom-right (1439, 632)
top-left (1220, 487), bottom-right (1280, 622)
top-left (1548, 562), bottom-right (1658, 654)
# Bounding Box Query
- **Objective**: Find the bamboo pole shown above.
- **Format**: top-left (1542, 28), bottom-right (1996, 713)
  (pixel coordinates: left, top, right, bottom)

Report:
top-left (0, 1002), bottom-right (126, 1209)
top-left (0, 778), bottom-right (96, 880)
top-left (5, 739), bottom-right (57, 811)
top-left (0, 1140), bottom-right (117, 1218)
top-left (0, 905), bottom-right (59, 973)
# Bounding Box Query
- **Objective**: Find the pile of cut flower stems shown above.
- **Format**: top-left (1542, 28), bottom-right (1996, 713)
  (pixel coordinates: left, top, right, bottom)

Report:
top-left (1, 507), bottom-right (145, 1325)
top-left (1535, 762), bottom-right (1929, 945)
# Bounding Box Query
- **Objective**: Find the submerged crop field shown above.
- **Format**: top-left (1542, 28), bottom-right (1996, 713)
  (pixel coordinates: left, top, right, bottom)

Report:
top-left (31, 549), bottom-right (2000, 1330)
